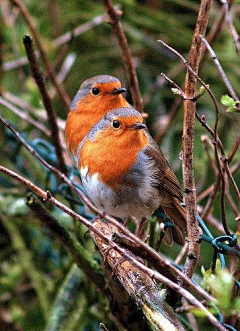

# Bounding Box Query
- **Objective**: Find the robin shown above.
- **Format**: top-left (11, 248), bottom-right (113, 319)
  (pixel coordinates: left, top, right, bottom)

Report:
top-left (78, 106), bottom-right (187, 245)
top-left (65, 75), bottom-right (130, 166)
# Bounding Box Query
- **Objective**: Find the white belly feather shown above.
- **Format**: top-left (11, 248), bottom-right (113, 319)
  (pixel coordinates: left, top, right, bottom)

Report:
top-left (80, 166), bottom-right (161, 219)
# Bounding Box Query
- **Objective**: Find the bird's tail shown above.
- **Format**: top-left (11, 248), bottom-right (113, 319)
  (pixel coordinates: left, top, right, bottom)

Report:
top-left (158, 197), bottom-right (187, 246)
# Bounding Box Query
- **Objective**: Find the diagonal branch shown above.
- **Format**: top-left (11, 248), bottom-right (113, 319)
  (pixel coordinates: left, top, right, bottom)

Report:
top-left (101, 0), bottom-right (143, 112)
top-left (200, 35), bottom-right (239, 102)
top-left (220, 0), bottom-right (240, 59)
top-left (23, 35), bottom-right (67, 175)
top-left (12, 0), bottom-right (70, 111)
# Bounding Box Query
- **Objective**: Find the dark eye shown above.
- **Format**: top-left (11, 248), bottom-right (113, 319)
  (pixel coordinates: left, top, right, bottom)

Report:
top-left (92, 87), bottom-right (100, 95)
top-left (112, 120), bottom-right (120, 129)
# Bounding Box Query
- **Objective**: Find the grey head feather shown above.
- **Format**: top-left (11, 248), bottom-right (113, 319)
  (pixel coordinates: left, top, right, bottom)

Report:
top-left (70, 75), bottom-right (120, 110)
top-left (77, 106), bottom-right (142, 158)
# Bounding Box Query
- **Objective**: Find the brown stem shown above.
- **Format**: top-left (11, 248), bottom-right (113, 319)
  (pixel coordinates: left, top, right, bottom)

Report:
top-left (182, 0), bottom-right (212, 279)
top-left (201, 173), bottom-right (221, 220)
top-left (12, 0), bottom-right (70, 111)
top-left (154, 97), bottom-right (182, 143)
top-left (23, 35), bottom-right (67, 175)
top-left (228, 133), bottom-right (240, 163)
top-left (91, 219), bottom-right (185, 330)
top-left (201, 135), bottom-right (219, 176)
top-left (101, 0), bottom-right (143, 112)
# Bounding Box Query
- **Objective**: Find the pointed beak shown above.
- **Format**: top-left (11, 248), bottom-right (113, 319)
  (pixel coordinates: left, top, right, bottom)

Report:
top-left (111, 87), bottom-right (127, 95)
top-left (132, 122), bottom-right (146, 130)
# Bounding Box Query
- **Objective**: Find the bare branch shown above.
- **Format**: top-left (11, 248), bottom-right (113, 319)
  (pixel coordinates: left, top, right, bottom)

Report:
top-left (91, 219), bottom-right (185, 331)
top-left (181, 0), bottom-right (212, 280)
top-left (12, 0), bottom-right (71, 111)
top-left (220, 0), bottom-right (240, 59)
top-left (101, 0), bottom-right (143, 112)
top-left (0, 96), bottom-right (50, 136)
top-left (200, 34), bottom-right (240, 103)
top-left (23, 35), bottom-right (67, 174)
top-left (52, 8), bottom-right (119, 47)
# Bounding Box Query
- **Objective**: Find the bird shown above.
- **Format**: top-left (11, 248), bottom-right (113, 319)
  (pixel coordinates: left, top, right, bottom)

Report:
top-left (77, 106), bottom-right (187, 245)
top-left (65, 75), bottom-right (130, 166)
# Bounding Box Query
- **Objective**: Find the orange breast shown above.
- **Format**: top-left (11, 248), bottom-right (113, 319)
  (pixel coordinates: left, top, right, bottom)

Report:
top-left (80, 128), bottom-right (149, 188)
top-left (65, 94), bottom-right (129, 156)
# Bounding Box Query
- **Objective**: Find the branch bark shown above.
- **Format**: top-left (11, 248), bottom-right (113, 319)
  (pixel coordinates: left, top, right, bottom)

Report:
top-left (101, 0), bottom-right (143, 112)
top-left (91, 219), bottom-right (185, 331)
top-left (182, 0), bottom-right (213, 279)
top-left (23, 35), bottom-right (67, 175)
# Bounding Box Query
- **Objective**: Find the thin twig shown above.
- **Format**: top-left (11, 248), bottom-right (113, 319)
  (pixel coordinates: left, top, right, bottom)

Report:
top-left (174, 243), bottom-right (189, 265)
top-left (228, 133), bottom-right (240, 163)
top-left (154, 97), bottom-right (182, 143)
top-left (49, 53), bottom-right (77, 99)
top-left (23, 35), bottom-right (67, 174)
top-left (0, 96), bottom-right (50, 136)
top-left (223, 159), bottom-right (240, 207)
top-left (197, 184), bottom-right (214, 202)
top-left (52, 8), bottom-right (119, 47)
top-left (0, 165), bottom-right (228, 331)
top-left (201, 174), bottom-right (222, 220)
top-left (220, 0), bottom-right (240, 59)
top-left (200, 34), bottom-right (239, 102)
top-left (101, 0), bottom-right (143, 112)
top-left (198, 138), bottom-right (240, 217)
top-left (2, 8), bottom-right (119, 72)
top-left (201, 135), bottom-right (219, 176)
top-left (12, 0), bottom-right (70, 111)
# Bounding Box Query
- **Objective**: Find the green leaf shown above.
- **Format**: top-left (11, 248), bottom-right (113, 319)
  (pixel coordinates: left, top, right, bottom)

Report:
top-left (221, 95), bottom-right (240, 112)
top-left (201, 266), bottom-right (234, 313)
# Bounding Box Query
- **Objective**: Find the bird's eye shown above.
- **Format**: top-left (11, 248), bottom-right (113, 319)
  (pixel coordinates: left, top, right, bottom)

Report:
top-left (112, 120), bottom-right (120, 129)
top-left (92, 87), bottom-right (100, 95)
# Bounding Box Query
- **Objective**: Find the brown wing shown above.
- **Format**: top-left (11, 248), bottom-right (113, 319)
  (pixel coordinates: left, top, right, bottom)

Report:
top-left (144, 142), bottom-right (183, 201)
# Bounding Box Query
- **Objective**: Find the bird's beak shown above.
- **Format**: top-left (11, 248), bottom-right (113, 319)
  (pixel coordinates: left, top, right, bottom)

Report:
top-left (132, 123), bottom-right (146, 130)
top-left (111, 87), bottom-right (127, 95)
